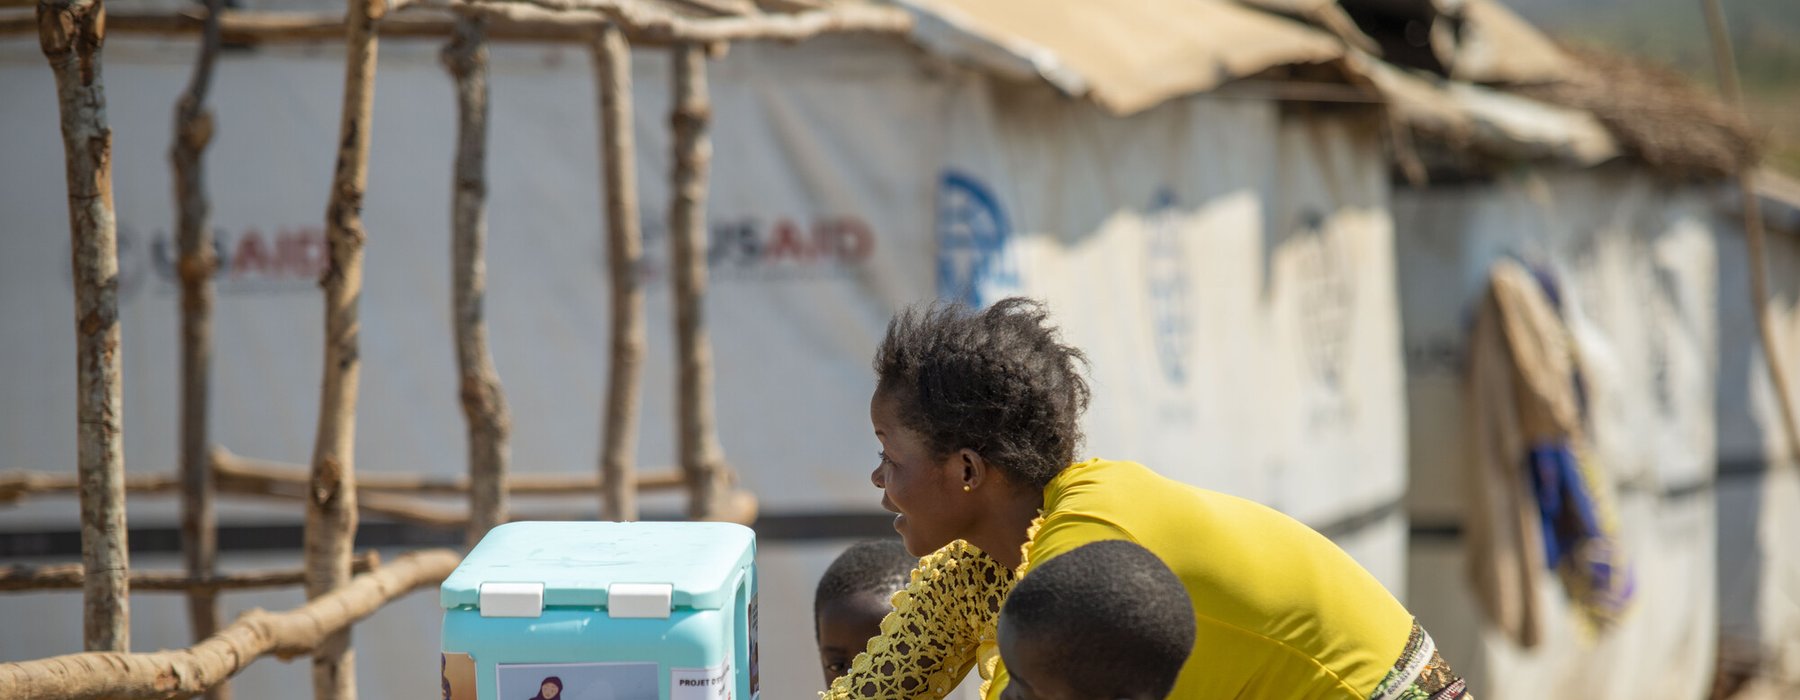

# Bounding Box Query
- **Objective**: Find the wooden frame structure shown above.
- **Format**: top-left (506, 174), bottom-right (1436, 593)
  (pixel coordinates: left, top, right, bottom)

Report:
top-left (0, 0), bottom-right (913, 697)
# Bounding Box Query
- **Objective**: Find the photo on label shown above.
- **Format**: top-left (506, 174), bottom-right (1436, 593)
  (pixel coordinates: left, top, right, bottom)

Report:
top-left (497, 662), bottom-right (659, 700)
top-left (442, 652), bottom-right (477, 700)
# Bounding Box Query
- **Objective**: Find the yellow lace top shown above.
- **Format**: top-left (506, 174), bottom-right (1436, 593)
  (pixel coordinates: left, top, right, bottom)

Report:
top-left (822, 459), bottom-right (1416, 700)
top-left (819, 539), bottom-right (1018, 699)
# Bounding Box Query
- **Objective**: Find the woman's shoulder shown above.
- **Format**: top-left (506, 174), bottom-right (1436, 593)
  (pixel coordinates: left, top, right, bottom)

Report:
top-left (1043, 458), bottom-right (1211, 516)
top-left (909, 541), bottom-right (1016, 589)
top-left (918, 539), bottom-right (995, 566)
top-left (1053, 457), bottom-right (1194, 486)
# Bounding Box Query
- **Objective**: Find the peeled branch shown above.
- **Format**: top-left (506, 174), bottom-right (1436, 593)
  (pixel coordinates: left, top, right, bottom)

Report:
top-left (0, 549), bottom-right (458, 700)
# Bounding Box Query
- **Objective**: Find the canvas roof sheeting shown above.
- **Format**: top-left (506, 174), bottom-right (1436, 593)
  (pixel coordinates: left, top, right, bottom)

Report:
top-left (1346, 51), bottom-right (1617, 168)
top-left (898, 0), bottom-right (1345, 115)
top-left (1447, 0), bottom-right (1567, 85)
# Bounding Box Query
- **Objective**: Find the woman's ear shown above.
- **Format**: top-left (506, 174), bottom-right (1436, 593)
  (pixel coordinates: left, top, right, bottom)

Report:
top-left (959, 449), bottom-right (988, 490)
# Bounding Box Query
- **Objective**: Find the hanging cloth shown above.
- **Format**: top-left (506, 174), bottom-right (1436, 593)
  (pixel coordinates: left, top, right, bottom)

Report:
top-left (1464, 260), bottom-right (1633, 648)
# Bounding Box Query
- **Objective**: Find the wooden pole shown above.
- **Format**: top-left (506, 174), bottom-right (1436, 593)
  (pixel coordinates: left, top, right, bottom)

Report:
top-left (1702, 0), bottom-right (1800, 461)
top-left (1699, 0), bottom-right (1745, 128)
top-left (0, 552), bottom-right (380, 593)
top-left (217, 449), bottom-right (688, 494)
top-left (441, 14), bottom-right (512, 548)
top-left (308, 0), bottom-right (380, 691)
top-left (1, 466), bottom-right (729, 528)
top-left (0, 5), bottom-right (916, 44)
top-left (0, 549), bottom-right (459, 700)
top-left (169, 0), bottom-right (225, 689)
top-left (0, 8), bottom-right (606, 42)
top-left (447, 0), bottom-right (913, 43)
top-left (595, 21), bottom-right (643, 522)
top-left (0, 471), bottom-right (177, 502)
top-left (215, 467), bottom-right (473, 528)
top-left (0, 460), bottom-right (687, 501)
top-left (668, 43), bottom-right (728, 519)
top-left (39, 0), bottom-right (130, 654)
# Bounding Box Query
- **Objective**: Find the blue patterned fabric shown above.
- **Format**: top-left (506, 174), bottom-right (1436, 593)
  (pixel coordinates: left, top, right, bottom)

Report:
top-left (1525, 442), bottom-right (1634, 630)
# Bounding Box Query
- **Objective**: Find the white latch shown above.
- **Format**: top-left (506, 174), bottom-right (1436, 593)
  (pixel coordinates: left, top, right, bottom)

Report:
top-left (607, 582), bottom-right (673, 618)
top-left (479, 582), bottom-right (545, 618)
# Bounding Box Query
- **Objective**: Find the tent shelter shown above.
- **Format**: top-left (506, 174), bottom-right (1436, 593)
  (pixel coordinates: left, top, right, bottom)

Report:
top-left (0, 0), bottom-right (1420, 695)
top-left (1383, 38), bottom-right (1785, 700)
top-left (2, 0), bottom-right (1795, 697)
top-left (1712, 171), bottom-right (1800, 696)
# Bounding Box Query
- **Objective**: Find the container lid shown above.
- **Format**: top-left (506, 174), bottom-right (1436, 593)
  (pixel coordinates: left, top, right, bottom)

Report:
top-left (440, 521), bottom-right (755, 612)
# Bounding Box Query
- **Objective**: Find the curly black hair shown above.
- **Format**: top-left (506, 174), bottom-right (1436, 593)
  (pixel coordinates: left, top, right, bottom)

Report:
top-left (1000, 540), bottom-right (1196, 699)
top-left (872, 297), bottom-right (1090, 489)
top-left (813, 539), bottom-right (915, 636)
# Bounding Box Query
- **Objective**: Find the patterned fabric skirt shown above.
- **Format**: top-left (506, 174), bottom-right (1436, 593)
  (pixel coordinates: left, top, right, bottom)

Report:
top-left (1368, 620), bottom-right (1472, 700)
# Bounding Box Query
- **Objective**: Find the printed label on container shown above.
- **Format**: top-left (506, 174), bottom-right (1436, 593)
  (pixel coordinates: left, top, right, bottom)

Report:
top-left (498, 661), bottom-right (659, 700)
top-left (441, 652), bottom-right (476, 700)
top-left (748, 577), bottom-right (759, 700)
top-left (670, 662), bottom-right (732, 700)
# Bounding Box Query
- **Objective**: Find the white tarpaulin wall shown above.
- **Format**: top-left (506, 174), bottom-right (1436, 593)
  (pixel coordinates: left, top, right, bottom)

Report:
top-left (940, 86), bottom-right (1409, 588)
top-left (1395, 166), bottom-right (1720, 700)
top-left (1712, 205), bottom-right (1800, 688)
top-left (0, 34), bottom-right (1405, 698)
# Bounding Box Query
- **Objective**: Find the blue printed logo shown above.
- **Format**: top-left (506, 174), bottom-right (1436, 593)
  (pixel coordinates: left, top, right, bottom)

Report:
top-left (1294, 210), bottom-right (1354, 394)
top-left (935, 171), bottom-right (1018, 308)
top-left (1144, 189), bottom-right (1191, 385)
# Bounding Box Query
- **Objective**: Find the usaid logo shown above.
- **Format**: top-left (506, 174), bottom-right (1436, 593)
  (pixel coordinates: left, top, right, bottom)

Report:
top-left (935, 171), bottom-right (1018, 308)
top-left (629, 213), bottom-right (878, 284)
top-left (93, 224), bottom-right (329, 303)
top-left (1143, 189), bottom-right (1191, 385)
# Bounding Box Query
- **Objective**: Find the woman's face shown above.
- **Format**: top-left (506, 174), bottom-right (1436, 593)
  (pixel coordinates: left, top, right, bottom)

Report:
top-left (870, 391), bottom-right (975, 556)
top-left (540, 682), bottom-right (559, 699)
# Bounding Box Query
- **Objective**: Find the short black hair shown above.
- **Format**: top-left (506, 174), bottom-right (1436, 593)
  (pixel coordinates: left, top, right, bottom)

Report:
top-left (873, 298), bottom-right (1090, 489)
top-left (814, 539), bottom-right (915, 634)
top-left (1001, 540), bottom-right (1195, 698)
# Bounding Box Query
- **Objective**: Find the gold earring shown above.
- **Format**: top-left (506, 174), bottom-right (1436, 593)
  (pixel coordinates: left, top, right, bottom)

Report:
top-left (962, 484), bottom-right (972, 493)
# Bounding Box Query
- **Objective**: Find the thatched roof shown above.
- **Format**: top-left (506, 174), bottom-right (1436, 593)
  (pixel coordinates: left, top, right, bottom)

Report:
top-left (1512, 45), bottom-right (1761, 180)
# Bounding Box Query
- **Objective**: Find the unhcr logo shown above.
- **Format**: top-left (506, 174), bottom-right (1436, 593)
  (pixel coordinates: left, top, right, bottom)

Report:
top-left (1293, 210), bottom-right (1355, 403)
top-left (935, 170), bottom-right (1018, 308)
top-left (1143, 189), bottom-right (1191, 385)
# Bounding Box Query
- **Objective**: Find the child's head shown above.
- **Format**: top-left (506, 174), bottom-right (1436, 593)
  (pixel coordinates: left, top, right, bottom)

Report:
top-left (998, 540), bottom-right (1195, 700)
top-left (814, 539), bottom-right (915, 687)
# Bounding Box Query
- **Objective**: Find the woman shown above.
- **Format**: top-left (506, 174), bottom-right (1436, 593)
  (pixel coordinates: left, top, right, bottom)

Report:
top-left (528, 676), bottom-right (563, 700)
top-left (826, 299), bottom-right (1467, 700)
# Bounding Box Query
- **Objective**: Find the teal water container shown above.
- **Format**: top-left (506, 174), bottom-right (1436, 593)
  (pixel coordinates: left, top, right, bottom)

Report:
top-left (440, 522), bottom-right (758, 700)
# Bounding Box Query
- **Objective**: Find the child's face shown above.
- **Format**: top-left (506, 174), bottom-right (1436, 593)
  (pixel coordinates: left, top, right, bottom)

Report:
top-left (816, 592), bottom-right (891, 688)
top-left (999, 617), bottom-right (1151, 700)
top-left (998, 617), bottom-right (1077, 700)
